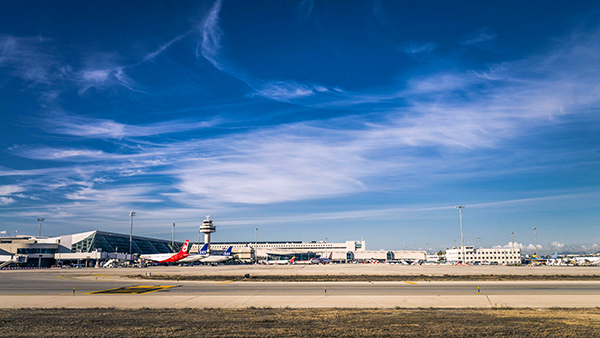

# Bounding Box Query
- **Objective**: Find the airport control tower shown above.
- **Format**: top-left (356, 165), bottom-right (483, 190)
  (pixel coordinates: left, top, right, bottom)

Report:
top-left (200, 215), bottom-right (216, 244)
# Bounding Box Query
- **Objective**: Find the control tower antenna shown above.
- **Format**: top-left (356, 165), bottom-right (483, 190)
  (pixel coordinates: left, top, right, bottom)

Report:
top-left (200, 215), bottom-right (216, 244)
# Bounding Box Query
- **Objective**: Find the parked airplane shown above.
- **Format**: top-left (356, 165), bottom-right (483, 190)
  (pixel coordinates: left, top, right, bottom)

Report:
top-left (140, 240), bottom-right (190, 264)
top-left (200, 246), bottom-right (233, 264)
top-left (178, 243), bottom-right (209, 263)
top-left (574, 255), bottom-right (600, 265)
top-left (267, 256), bottom-right (296, 265)
top-left (309, 252), bottom-right (333, 264)
top-left (294, 258), bottom-right (313, 265)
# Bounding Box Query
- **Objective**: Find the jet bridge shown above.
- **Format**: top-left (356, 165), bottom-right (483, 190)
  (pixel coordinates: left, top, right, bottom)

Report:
top-left (0, 254), bottom-right (28, 268)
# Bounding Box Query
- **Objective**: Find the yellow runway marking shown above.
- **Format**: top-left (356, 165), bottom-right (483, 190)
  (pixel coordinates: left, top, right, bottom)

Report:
top-left (216, 281), bottom-right (234, 284)
top-left (403, 281), bottom-right (418, 285)
top-left (90, 273), bottom-right (115, 278)
top-left (86, 285), bottom-right (179, 295)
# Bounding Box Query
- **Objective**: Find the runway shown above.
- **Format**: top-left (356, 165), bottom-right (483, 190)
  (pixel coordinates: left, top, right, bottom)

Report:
top-left (2, 269), bottom-right (600, 308)
top-left (2, 269), bottom-right (600, 295)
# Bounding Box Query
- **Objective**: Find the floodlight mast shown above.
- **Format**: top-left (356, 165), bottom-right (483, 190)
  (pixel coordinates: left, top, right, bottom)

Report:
top-left (532, 227), bottom-right (538, 258)
top-left (129, 211), bottom-right (135, 261)
top-left (456, 206), bottom-right (466, 263)
top-left (510, 232), bottom-right (514, 252)
top-left (37, 218), bottom-right (45, 237)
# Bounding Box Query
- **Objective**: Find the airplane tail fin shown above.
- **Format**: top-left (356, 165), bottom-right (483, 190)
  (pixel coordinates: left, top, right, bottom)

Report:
top-left (179, 240), bottom-right (190, 254)
top-left (223, 246), bottom-right (233, 256)
top-left (289, 256), bottom-right (296, 264)
top-left (328, 252), bottom-right (332, 260)
top-left (552, 252), bottom-right (558, 259)
top-left (200, 243), bottom-right (209, 255)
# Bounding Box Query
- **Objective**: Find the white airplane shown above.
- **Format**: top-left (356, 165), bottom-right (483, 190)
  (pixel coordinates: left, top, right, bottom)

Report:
top-left (267, 256), bottom-right (296, 265)
top-left (574, 255), bottom-right (600, 265)
top-left (294, 258), bottom-right (313, 265)
top-left (200, 246), bottom-right (233, 264)
top-left (294, 253), bottom-right (333, 265)
top-left (140, 240), bottom-right (190, 264)
top-left (178, 243), bottom-right (209, 263)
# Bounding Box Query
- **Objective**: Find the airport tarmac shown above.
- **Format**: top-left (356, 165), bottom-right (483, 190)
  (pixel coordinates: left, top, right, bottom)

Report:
top-left (1, 266), bottom-right (600, 308)
top-left (143, 264), bottom-right (600, 276)
top-left (8, 263), bottom-right (597, 277)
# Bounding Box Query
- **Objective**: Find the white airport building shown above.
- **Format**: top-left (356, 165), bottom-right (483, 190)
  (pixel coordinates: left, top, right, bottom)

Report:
top-left (202, 240), bottom-right (426, 263)
top-left (0, 217), bottom-right (424, 268)
top-left (446, 246), bottom-right (521, 265)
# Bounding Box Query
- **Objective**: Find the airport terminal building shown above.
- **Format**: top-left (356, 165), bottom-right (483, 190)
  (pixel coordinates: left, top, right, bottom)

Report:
top-left (203, 240), bottom-right (426, 263)
top-left (0, 231), bottom-right (186, 268)
top-left (1, 229), bottom-right (426, 267)
top-left (446, 246), bottom-right (521, 265)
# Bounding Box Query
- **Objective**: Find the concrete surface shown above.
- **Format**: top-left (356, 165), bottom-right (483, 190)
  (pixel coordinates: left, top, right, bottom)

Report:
top-left (2, 265), bottom-right (600, 308)
top-left (2, 294), bottom-right (600, 309)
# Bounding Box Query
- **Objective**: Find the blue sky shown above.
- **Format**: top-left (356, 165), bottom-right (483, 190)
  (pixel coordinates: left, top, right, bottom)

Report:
top-left (1, 1), bottom-right (599, 253)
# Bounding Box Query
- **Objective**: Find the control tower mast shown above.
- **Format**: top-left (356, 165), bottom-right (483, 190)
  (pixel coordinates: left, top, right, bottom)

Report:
top-left (200, 215), bottom-right (216, 244)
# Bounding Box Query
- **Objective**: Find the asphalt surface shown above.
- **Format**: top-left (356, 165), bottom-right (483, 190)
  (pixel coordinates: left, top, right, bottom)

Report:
top-left (2, 269), bottom-right (600, 296)
top-left (3, 268), bottom-right (600, 308)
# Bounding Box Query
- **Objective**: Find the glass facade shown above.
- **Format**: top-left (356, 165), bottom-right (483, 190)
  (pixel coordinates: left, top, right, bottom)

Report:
top-left (17, 248), bottom-right (57, 254)
top-left (71, 231), bottom-right (183, 254)
top-left (267, 252), bottom-right (318, 260)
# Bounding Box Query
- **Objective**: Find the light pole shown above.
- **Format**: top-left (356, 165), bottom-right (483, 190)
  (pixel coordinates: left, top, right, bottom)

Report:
top-left (172, 223), bottom-right (175, 251)
top-left (456, 206), bottom-right (466, 263)
top-left (510, 232), bottom-right (514, 252)
top-left (129, 211), bottom-right (135, 261)
top-left (532, 227), bottom-right (538, 258)
top-left (255, 228), bottom-right (258, 245)
top-left (37, 218), bottom-right (45, 237)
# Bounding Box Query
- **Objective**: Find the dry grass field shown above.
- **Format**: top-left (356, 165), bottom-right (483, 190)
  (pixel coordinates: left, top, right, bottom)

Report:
top-left (2, 308), bottom-right (600, 337)
top-left (134, 273), bottom-right (600, 282)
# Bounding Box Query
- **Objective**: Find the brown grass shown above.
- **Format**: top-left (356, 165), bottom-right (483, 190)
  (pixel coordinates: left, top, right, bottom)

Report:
top-left (130, 273), bottom-right (600, 282)
top-left (2, 308), bottom-right (600, 337)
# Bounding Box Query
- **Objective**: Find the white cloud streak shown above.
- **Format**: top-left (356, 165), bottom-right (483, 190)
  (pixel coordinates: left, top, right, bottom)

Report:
top-left (403, 42), bottom-right (438, 54)
top-left (43, 113), bottom-right (218, 139)
top-left (196, 0), bottom-right (224, 71)
top-left (0, 35), bottom-right (60, 85)
top-left (296, 0), bottom-right (314, 21)
top-left (0, 185), bottom-right (24, 196)
top-left (460, 27), bottom-right (498, 45)
top-left (0, 197), bottom-right (15, 205)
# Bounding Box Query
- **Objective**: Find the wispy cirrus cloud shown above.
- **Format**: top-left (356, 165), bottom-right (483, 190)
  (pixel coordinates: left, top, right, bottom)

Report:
top-left (11, 22), bottom-right (600, 206)
top-left (0, 36), bottom-right (142, 95)
top-left (65, 185), bottom-right (163, 203)
top-left (0, 185), bottom-right (24, 196)
top-left (43, 113), bottom-right (218, 139)
top-left (460, 27), bottom-right (498, 45)
top-left (76, 65), bottom-right (141, 94)
top-left (296, 0), bottom-right (314, 21)
top-left (10, 147), bottom-right (108, 161)
top-left (251, 80), bottom-right (324, 102)
top-left (193, 1), bottom-right (335, 104)
top-left (0, 197), bottom-right (15, 205)
top-left (196, 0), bottom-right (224, 71)
top-left (402, 42), bottom-right (438, 54)
top-left (172, 127), bottom-right (374, 204)
top-left (0, 35), bottom-right (60, 85)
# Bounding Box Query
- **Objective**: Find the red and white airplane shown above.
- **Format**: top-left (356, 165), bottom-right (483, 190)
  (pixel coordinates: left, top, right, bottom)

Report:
top-left (140, 240), bottom-right (191, 264)
top-left (310, 252), bottom-right (333, 264)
